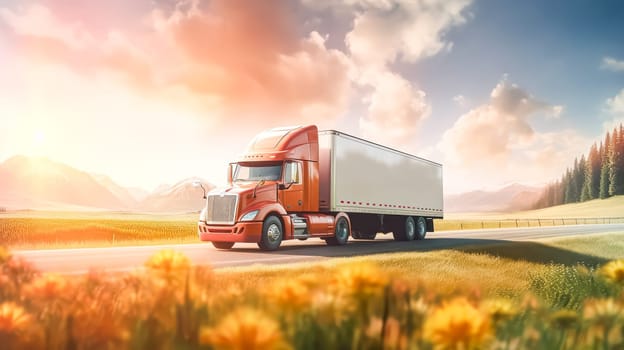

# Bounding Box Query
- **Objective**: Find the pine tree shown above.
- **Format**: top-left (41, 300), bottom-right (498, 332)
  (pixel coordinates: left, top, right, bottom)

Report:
top-left (574, 155), bottom-right (586, 202)
top-left (581, 143), bottom-right (600, 201)
top-left (535, 125), bottom-right (622, 209)
top-left (608, 126), bottom-right (624, 195)
top-left (600, 132), bottom-right (611, 198)
top-left (554, 178), bottom-right (564, 205)
top-left (564, 165), bottom-right (576, 204)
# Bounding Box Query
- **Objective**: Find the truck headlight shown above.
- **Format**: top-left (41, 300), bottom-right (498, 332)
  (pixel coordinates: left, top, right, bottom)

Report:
top-left (199, 208), bottom-right (207, 222)
top-left (240, 210), bottom-right (259, 221)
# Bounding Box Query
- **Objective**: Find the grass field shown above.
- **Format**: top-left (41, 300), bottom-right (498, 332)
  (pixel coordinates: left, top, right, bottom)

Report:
top-left (1, 196), bottom-right (623, 249)
top-left (2, 232), bottom-right (624, 349)
top-left (446, 195), bottom-right (624, 220)
top-left (215, 232), bottom-right (624, 298)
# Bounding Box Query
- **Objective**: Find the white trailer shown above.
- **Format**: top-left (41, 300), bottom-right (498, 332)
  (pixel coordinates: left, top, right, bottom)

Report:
top-left (318, 130), bottom-right (443, 240)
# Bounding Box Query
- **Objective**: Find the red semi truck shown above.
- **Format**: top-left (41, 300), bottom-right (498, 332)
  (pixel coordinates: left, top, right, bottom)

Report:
top-left (196, 125), bottom-right (443, 251)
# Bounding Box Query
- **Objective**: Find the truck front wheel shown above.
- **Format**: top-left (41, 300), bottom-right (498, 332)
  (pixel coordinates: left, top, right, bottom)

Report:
top-left (326, 216), bottom-right (350, 246)
top-left (212, 242), bottom-right (235, 250)
top-left (258, 215), bottom-right (283, 251)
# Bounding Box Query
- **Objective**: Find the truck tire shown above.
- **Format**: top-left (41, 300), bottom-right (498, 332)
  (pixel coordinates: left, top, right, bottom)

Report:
top-left (326, 216), bottom-right (349, 246)
top-left (258, 215), bottom-right (283, 251)
top-left (415, 216), bottom-right (427, 240)
top-left (212, 241), bottom-right (235, 250)
top-left (392, 216), bottom-right (417, 241)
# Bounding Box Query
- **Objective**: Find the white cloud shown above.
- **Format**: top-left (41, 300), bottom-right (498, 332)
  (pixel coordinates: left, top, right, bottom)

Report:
top-left (549, 105), bottom-right (564, 119)
top-left (601, 56), bottom-right (624, 72)
top-left (0, 4), bottom-right (94, 49)
top-left (453, 94), bottom-right (467, 106)
top-left (603, 88), bottom-right (624, 132)
top-left (1, 1), bottom-right (353, 127)
top-left (439, 78), bottom-right (588, 193)
top-left (345, 0), bottom-right (471, 68)
top-left (606, 88), bottom-right (624, 115)
top-left (304, 0), bottom-right (473, 148)
top-left (359, 71), bottom-right (431, 147)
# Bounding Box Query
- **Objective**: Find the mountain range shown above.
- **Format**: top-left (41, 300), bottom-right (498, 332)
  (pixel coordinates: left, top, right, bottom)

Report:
top-left (0, 155), bottom-right (212, 212)
top-left (444, 183), bottom-right (542, 213)
top-left (0, 155), bottom-right (542, 213)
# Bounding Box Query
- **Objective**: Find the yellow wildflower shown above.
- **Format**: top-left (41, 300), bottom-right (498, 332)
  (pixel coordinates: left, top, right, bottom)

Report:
top-left (601, 260), bottom-right (624, 284)
top-left (335, 262), bottom-right (388, 298)
top-left (0, 302), bottom-right (31, 334)
top-left (311, 291), bottom-right (349, 325)
top-left (199, 308), bottom-right (291, 350)
top-left (483, 298), bottom-right (519, 323)
top-left (549, 309), bottom-right (579, 330)
top-left (0, 246), bottom-right (10, 264)
top-left (366, 317), bottom-right (406, 349)
top-left (25, 273), bottom-right (68, 300)
top-left (267, 278), bottom-right (310, 313)
top-left (145, 249), bottom-right (190, 278)
top-left (583, 298), bottom-right (621, 329)
top-left (423, 297), bottom-right (492, 350)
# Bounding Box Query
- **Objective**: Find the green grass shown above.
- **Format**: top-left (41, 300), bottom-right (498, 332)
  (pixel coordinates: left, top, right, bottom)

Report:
top-left (2, 195), bottom-right (624, 249)
top-left (214, 232), bottom-right (624, 298)
top-left (445, 195), bottom-right (624, 220)
top-left (2, 223), bottom-right (624, 348)
top-left (0, 216), bottom-right (198, 249)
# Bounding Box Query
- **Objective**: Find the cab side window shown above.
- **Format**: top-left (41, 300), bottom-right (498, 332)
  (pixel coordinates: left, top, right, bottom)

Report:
top-left (284, 161), bottom-right (302, 184)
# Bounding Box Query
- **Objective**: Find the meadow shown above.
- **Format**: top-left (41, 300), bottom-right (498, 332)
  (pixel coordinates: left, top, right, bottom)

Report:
top-left (1, 232), bottom-right (624, 349)
top-left (0, 212), bottom-right (199, 249)
top-left (2, 196), bottom-right (623, 249)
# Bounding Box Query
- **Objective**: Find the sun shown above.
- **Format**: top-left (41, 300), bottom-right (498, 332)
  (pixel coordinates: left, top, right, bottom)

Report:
top-left (33, 130), bottom-right (45, 147)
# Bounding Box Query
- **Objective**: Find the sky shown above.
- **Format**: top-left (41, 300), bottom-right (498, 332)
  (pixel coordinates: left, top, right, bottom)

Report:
top-left (1, 0), bottom-right (623, 194)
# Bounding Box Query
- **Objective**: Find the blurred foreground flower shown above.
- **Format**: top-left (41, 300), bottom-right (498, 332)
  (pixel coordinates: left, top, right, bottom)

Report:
top-left (335, 262), bottom-right (388, 298)
top-left (25, 273), bottom-right (68, 300)
top-left (0, 302), bottom-right (31, 333)
top-left (366, 316), bottom-right (406, 349)
top-left (0, 246), bottom-right (10, 264)
top-left (549, 309), bottom-right (579, 330)
top-left (483, 298), bottom-right (519, 323)
top-left (601, 260), bottom-right (624, 285)
top-left (423, 297), bottom-right (491, 349)
top-left (267, 278), bottom-right (310, 314)
top-left (199, 308), bottom-right (291, 350)
top-left (584, 298), bottom-right (621, 329)
top-left (145, 250), bottom-right (190, 279)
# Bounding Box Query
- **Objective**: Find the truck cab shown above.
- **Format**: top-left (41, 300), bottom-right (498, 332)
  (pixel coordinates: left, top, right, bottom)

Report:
top-left (197, 125), bottom-right (346, 250)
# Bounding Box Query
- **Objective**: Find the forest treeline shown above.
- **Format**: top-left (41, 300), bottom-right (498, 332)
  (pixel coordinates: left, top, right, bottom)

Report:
top-left (533, 123), bottom-right (624, 209)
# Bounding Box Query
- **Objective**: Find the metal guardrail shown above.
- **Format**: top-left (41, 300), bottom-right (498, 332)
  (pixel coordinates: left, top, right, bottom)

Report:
top-left (434, 217), bottom-right (624, 231)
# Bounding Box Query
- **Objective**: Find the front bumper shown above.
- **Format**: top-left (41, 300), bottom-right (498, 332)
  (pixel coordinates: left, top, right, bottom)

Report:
top-left (198, 221), bottom-right (263, 243)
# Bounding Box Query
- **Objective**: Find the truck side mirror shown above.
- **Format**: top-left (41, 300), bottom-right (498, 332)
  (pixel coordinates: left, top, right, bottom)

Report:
top-left (192, 180), bottom-right (207, 199)
top-left (227, 163), bottom-right (234, 185)
top-left (278, 182), bottom-right (295, 190)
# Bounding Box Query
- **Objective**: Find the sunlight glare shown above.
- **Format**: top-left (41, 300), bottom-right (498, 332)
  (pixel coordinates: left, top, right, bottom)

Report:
top-left (33, 130), bottom-right (45, 147)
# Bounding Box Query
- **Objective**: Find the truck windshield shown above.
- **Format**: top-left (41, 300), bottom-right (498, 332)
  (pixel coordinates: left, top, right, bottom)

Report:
top-left (233, 163), bottom-right (282, 182)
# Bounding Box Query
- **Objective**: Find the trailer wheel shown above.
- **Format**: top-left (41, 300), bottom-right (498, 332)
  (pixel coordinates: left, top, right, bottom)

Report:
top-left (392, 216), bottom-right (414, 241)
top-left (326, 216), bottom-right (349, 246)
top-left (258, 215), bottom-right (283, 251)
top-left (212, 241), bottom-right (235, 250)
top-left (415, 216), bottom-right (427, 240)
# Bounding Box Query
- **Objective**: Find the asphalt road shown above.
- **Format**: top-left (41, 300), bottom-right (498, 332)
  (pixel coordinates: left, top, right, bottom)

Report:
top-left (14, 224), bottom-right (624, 275)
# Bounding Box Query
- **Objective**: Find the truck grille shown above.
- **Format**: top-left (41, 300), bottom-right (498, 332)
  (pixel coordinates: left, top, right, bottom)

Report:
top-left (206, 194), bottom-right (238, 224)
